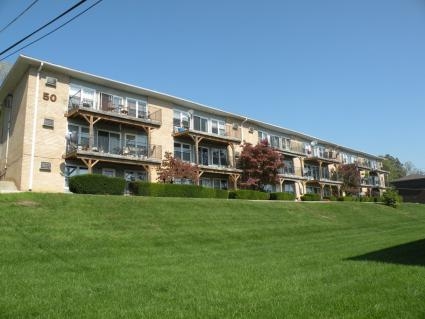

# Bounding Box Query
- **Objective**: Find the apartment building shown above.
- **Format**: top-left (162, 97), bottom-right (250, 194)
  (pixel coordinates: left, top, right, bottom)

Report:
top-left (0, 56), bottom-right (388, 198)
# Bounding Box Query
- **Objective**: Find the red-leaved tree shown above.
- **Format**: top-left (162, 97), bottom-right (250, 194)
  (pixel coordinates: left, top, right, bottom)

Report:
top-left (238, 140), bottom-right (284, 190)
top-left (338, 163), bottom-right (360, 195)
top-left (157, 152), bottom-right (199, 184)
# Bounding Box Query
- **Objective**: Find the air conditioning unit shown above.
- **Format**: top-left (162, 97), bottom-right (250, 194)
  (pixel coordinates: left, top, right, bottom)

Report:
top-left (232, 123), bottom-right (239, 130)
top-left (248, 127), bottom-right (254, 133)
top-left (235, 151), bottom-right (240, 158)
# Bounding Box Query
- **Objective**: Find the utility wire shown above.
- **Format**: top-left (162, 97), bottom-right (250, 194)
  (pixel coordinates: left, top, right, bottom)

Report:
top-left (0, 0), bottom-right (103, 62)
top-left (0, 0), bottom-right (40, 34)
top-left (0, 0), bottom-right (87, 57)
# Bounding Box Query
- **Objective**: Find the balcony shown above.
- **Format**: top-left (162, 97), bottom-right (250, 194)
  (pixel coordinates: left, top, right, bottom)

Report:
top-left (198, 164), bottom-right (242, 175)
top-left (173, 124), bottom-right (242, 143)
top-left (66, 99), bottom-right (162, 127)
top-left (355, 158), bottom-right (380, 170)
top-left (278, 167), bottom-right (303, 179)
top-left (305, 149), bottom-right (340, 163)
top-left (64, 141), bottom-right (162, 166)
top-left (361, 177), bottom-right (381, 187)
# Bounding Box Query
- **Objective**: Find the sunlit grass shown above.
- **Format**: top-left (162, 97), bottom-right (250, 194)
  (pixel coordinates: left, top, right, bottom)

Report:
top-left (1, 193), bottom-right (424, 318)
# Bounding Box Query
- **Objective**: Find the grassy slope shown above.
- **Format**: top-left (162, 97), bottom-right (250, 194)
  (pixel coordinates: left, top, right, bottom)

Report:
top-left (0, 193), bottom-right (424, 319)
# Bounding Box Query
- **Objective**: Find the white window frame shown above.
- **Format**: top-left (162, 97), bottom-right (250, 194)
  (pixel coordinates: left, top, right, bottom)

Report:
top-left (174, 142), bottom-right (192, 162)
top-left (97, 130), bottom-right (121, 154)
top-left (69, 84), bottom-right (96, 108)
top-left (193, 115), bottom-right (208, 133)
top-left (173, 109), bottom-right (190, 130)
top-left (126, 97), bottom-right (147, 118)
top-left (270, 135), bottom-right (280, 148)
top-left (258, 130), bottom-right (269, 143)
top-left (211, 119), bottom-right (225, 136)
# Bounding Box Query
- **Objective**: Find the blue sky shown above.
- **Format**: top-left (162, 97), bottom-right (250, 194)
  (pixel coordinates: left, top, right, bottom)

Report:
top-left (1, 0), bottom-right (425, 170)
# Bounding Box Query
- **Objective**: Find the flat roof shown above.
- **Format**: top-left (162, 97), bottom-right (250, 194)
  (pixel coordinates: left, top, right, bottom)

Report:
top-left (0, 55), bottom-right (383, 160)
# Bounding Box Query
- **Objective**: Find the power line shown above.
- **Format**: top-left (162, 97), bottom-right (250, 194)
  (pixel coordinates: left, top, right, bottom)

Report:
top-left (0, 0), bottom-right (40, 34)
top-left (0, 0), bottom-right (87, 57)
top-left (0, 0), bottom-right (103, 62)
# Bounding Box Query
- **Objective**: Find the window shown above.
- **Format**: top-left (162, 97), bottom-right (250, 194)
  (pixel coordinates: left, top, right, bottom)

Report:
top-left (200, 178), bottom-right (212, 188)
top-left (102, 168), bottom-right (116, 177)
top-left (173, 110), bottom-right (190, 129)
top-left (258, 130), bottom-right (268, 143)
top-left (100, 93), bottom-right (123, 112)
top-left (198, 147), bottom-right (209, 165)
top-left (284, 183), bottom-right (295, 194)
top-left (211, 119), bottom-right (225, 136)
top-left (174, 142), bottom-right (191, 162)
top-left (212, 148), bottom-right (227, 166)
top-left (45, 77), bottom-right (57, 88)
top-left (270, 135), bottom-right (280, 148)
top-left (304, 164), bottom-right (320, 180)
top-left (282, 138), bottom-right (291, 150)
top-left (193, 115), bottom-right (208, 132)
top-left (127, 98), bottom-right (147, 118)
top-left (68, 124), bottom-right (89, 149)
top-left (98, 131), bottom-right (120, 154)
top-left (123, 133), bottom-right (147, 157)
top-left (124, 170), bottom-right (147, 182)
top-left (69, 84), bottom-right (95, 108)
top-left (282, 159), bottom-right (294, 175)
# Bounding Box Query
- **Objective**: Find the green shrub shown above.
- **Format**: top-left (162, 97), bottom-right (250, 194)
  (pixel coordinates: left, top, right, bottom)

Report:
top-left (382, 189), bottom-right (402, 208)
top-left (228, 189), bottom-right (269, 200)
top-left (338, 196), bottom-right (355, 201)
top-left (323, 196), bottom-right (338, 201)
top-left (269, 192), bottom-right (296, 201)
top-left (129, 182), bottom-right (228, 199)
top-left (69, 174), bottom-right (125, 195)
top-left (301, 193), bottom-right (321, 201)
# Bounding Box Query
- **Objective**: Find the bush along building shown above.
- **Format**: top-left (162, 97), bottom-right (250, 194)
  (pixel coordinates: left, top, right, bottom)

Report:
top-left (0, 56), bottom-right (388, 198)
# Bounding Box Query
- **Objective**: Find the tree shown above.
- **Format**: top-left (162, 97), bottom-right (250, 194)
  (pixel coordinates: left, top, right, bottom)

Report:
top-left (338, 164), bottom-right (360, 195)
top-left (238, 139), bottom-right (283, 190)
top-left (381, 154), bottom-right (406, 181)
top-left (404, 161), bottom-right (425, 176)
top-left (157, 152), bottom-right (199, 184)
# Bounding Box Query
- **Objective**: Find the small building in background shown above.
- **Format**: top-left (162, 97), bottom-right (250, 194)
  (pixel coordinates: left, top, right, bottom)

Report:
top-left (391, 174), bottom-right (425, 204)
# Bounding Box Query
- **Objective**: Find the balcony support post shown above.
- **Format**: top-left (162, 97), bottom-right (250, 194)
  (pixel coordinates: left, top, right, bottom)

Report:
top-left (299, 157), bottom-right (305, 177)
top-left (318, 161), bottom-right (323, 181)
top-left (279, 177), bottom-right (284, 192)
top-left (81, 114), bottom-right (101, 149)
top-left (81, 158), bottom-right (99, 174)
top-left (188, 134), bottom-right (204, 165)
top-left (229, 143), bottom-right (236, 168)
top-left (230, 173), bottom-right (240, 190)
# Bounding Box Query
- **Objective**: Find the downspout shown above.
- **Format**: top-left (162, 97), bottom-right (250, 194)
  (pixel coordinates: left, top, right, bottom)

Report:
top-left (28, 62), bottom-right (43, 191)
top-left (240, 117), bottom-right (248, 143)
top-left (3, 106), bottom-right (12, 176)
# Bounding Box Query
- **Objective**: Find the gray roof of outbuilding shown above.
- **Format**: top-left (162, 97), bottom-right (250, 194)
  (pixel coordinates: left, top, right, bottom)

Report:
top-left (391, 174), bottom-right (425, 183)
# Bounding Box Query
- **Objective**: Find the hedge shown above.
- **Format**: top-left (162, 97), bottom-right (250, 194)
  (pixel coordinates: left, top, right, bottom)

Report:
top-left (69, 174), bottom-right (126, 195)
top-left (269, 192), bottom-right (296, 201)
top-left (228, 189), bottom-right (270, 200)
top-left (129, 182), bottom-right (229, 199)
top-left (300, 193), bottom-right (321, 201)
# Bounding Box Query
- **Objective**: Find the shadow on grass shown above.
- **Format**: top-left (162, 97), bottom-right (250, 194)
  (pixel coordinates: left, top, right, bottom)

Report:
top-left (347, 239), bottom-right (425, 267)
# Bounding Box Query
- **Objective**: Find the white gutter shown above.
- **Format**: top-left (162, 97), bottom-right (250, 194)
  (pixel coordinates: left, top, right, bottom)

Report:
top-left (28, 62), bottom-right (43, 191)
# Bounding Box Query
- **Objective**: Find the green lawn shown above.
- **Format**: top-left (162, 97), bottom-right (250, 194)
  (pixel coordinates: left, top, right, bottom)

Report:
top-left (0, 193), bottom-right (424, 318)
